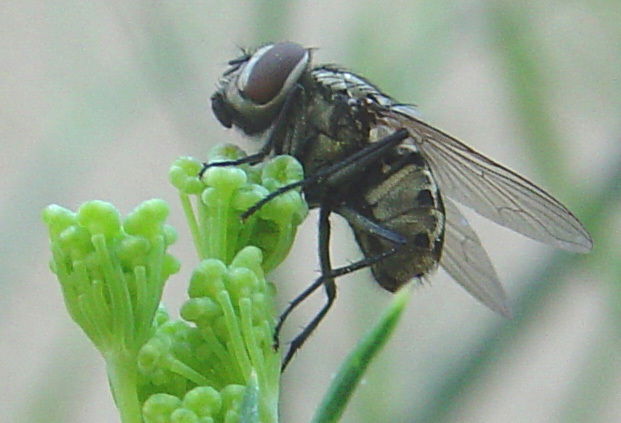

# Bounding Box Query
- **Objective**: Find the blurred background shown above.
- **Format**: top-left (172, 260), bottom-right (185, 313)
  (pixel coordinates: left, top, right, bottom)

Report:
top-left (1, 0), bottom-right (620, 422)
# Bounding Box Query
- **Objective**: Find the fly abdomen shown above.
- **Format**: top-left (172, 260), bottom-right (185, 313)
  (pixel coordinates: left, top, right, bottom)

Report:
top-left (349, 151), bottom-right (445, 292)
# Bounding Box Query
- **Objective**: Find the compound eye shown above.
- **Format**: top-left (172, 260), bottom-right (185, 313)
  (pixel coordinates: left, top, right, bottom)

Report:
top-left (241, 42), bottom-right (307, 104)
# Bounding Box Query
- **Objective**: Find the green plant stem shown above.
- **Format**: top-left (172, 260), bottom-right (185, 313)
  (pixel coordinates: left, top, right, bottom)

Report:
top-left (312, 288), bottom-right (410, 423)
top-left (105, 353), bottom-right (142, 423)
top-left (179, 192), bottom-right (203, 259)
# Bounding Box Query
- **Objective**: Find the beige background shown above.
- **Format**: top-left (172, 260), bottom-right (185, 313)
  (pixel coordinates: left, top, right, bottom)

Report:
top-left (1, 1), bottom-right (619, 422)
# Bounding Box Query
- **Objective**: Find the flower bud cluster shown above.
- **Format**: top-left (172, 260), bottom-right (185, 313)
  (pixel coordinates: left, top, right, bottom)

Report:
top-left (133, 146), bottom-right (307, 423)
top-left (138, 247), bottom-right (278, 423)
top-left (42, 145), bottom-right (307, 423)
top-left (169, 144), bottom-right (307, 271)
top-left (41, 199), bottom-right (180, 354)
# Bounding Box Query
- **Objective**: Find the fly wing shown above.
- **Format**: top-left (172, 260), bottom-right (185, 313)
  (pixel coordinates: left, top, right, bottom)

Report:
top-left (383, 107), bottom-right (593, 254)
top-left (441, 198), bottom-right (511, 317)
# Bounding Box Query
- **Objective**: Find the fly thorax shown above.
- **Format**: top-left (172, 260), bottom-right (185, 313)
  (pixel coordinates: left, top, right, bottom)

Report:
top-left (294, 83), bottom-right (374, 178)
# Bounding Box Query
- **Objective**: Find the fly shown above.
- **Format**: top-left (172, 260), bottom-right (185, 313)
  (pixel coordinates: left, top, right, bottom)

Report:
top-left (205, 42), bottom-right (593, 369)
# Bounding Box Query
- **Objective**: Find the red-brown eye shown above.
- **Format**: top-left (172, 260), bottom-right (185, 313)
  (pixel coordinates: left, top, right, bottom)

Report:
top-left (242, 42), bottom-right (307, 104)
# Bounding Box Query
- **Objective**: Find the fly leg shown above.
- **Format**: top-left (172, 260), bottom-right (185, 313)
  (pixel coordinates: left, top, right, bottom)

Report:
top-left (279, 202), bottom-right (408, 370)
top-left (242, 128), bottom-right (409, 219)
top-left (280, 202), bottom-right (336, 370)
top-left (199, 84), bottom-right (303, 177)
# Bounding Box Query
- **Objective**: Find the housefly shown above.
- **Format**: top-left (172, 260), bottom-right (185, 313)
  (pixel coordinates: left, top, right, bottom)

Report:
top-left (206, 42), bottom-right (593, 368)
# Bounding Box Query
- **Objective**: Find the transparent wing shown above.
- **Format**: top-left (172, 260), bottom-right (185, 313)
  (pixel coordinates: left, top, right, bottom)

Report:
top-left (383, 107), bottom-right (593, 253)
top-left (441, 198), bottom-right (511, 317)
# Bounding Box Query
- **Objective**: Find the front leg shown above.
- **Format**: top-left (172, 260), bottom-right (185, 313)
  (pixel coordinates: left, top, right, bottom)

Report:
top-left (199, 84), bottom-right (304, 178)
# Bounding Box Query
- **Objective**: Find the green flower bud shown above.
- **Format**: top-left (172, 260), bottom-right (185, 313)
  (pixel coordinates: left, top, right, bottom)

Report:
top-left (188, 259), bottom-right (228, 299)
top-left (261, 155), bottom-right (305, 191)
top-left (77, 200), bottom-right (122, 240)
top-left (124, 199), bottom-right (175, 241)
top-left (230, 185), bottom-right (269, 213)
top-left (207, 144), bottom-right (247, 163)
top-left (182, 386), bottom-right (222, 417)
top-left (169, 157), bottom-right (205, 195)
top-left (143, 393), bottom-right (182, 423)
top-left (179, 297), bottom-right (221, 324)
top-left (201, 166), bottom-right (247, 193)
top-left (41, 204), bottom-right (77, 238)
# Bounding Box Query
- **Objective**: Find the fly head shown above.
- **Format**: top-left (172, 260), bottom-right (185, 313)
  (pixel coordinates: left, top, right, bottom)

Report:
top-left (211, 42), bottom-right (310, 135)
